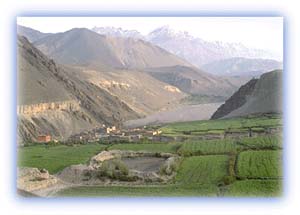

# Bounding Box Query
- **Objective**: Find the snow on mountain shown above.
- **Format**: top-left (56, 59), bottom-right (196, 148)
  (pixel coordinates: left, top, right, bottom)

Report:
top-left (91, 25), bottom-right (281, 67)
top-left (91, 26), bottom-right (144, 40)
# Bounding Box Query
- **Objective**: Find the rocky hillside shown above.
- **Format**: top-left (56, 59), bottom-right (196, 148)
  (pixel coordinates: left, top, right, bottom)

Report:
top-left (80, 69), bottom-right (186, 116)
top-left (18, 36), bottom-right (73, 105)
top-left (211, 70), bottom-right (282, 119)
top-left (17, 36), bottom-right (139, 142)
top-left (210, 79), bottom-right (258, 119)
top-left (144, 65), bottom-right (248, 99)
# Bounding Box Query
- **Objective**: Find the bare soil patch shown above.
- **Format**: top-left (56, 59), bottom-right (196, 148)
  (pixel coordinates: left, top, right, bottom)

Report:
top-left (121, 157), bottom-right (166, 172)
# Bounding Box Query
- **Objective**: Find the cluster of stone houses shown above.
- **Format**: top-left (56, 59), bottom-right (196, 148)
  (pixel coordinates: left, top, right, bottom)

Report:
top-left (35, 124), bottom-right (283, 144)
top-left (66, 126), bottom-right (165, 144)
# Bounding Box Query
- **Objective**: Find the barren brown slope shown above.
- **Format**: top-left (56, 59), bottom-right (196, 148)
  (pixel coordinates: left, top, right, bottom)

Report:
top-left (17, 36), bottom-right (139, 142)
top-left (77, 68), bottom-right (186, 116)
top-left (18, 36), bottom-right (73, 105)
top-left (144, 65), bottom-right (249, 99)
top-left (17, 25), bottom-right (52, 43)
top-left (33, 28), bottom-right (192, 69)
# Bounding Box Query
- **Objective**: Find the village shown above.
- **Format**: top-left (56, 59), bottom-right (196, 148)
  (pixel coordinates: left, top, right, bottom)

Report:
top-left (34, 122), bottom-right (283, 146)
top-left (34, 124), bottom-right (167, 145)
top-left (67, 125), bottom-right (166, 144)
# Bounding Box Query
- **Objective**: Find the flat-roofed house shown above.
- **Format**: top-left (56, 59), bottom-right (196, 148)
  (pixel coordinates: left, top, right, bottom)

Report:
top-left (37, 135), bottom-right (51, 143)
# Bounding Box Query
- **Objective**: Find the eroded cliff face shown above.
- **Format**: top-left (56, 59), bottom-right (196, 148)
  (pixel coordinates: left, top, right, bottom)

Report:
top-left (17, 100), bottom-right (80, 115)
top-left (18, 108), bottom-right (97, 142)
top-left (17, 100), bottom-right (94, 142)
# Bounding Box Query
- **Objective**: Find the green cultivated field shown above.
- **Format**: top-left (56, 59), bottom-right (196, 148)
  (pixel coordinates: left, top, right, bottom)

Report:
top-left (177, 139), bottom-right (241, 156)
top-left (237, 135), bottom-right (282, 150)
top-left (108, 143), bottom-right (181, 153)
top-left (56, 184), bottom-right (218, 197)
top-left (18, 115), bottom-right (283, 197)
top-left (18, 144), bottom-right (106, 174)
top-left (225, 179), bottom-right (282, 197)
top-left (160, 115), bottom-right (282, 136)
top-left (236, 150), bottom-right (282, 179)
top-left (175, 155), bottom-right (229, 185)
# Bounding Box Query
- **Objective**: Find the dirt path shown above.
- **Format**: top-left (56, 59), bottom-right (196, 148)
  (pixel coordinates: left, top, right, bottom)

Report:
top-left (31, 179), bottom-right (74, 197)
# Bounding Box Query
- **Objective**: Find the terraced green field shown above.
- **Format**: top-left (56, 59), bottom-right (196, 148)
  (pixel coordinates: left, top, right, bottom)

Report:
top-left (160, 115), bottom-right (282, 136)
top-left (237, 135), bottom-right (282, 150)
top-left (236, 150), bottom-right (282, 179)
top-left (225, 179), bottom-right (282, 197)
top-left (18, 144), bottom-right (106, 174)
top-left (108, 143), bottom-right (181, 153)
top-left (177, 139), bottom-right (241, 156)
top-left (175, 155), bottom-right (229, 185)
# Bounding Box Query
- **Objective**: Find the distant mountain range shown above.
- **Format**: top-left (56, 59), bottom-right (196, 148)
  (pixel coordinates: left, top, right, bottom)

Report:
top-left (33, 28), bottom-right (192, 69)
top-left (201, 57), bottom-right (283, 77)
top-left (18, 25), bottom-right (246, 99)
top-left (92, 25), bottom-right (282, 66)
top-left (19, 25), bottom-right (282, 76)
top-left (92, 26), bottom-right (144, 39)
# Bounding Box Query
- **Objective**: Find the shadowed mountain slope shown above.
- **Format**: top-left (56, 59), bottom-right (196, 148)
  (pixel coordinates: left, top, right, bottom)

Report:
top-left (211, 70), bottom-right (282, 119)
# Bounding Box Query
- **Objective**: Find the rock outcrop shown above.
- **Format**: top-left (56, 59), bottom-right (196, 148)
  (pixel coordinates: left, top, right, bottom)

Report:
top-left (89, 151), bottom-right (117, 168)
top-left (17, 167), bottom-right (58, 192)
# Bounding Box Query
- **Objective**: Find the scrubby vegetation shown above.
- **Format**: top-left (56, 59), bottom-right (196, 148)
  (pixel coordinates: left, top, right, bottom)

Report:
top-left (96, 159), bottom-right (133, 181)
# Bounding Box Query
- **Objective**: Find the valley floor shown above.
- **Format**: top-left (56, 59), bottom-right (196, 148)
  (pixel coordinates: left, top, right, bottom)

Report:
top-left (17, 114), bottom-right (283, 197)
top-left (124, 103), bottom-right (222, 128)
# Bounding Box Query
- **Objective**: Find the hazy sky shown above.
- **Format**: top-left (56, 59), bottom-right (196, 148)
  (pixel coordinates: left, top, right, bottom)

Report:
top-left (17, 17), bottom-right (283, 57)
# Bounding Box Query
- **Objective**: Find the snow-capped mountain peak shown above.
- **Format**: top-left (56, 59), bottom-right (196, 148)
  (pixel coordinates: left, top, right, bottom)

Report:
top-left (92, 26), bottom-right (144, 39)
top-left (91, 25), bottom-right (281, 66)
